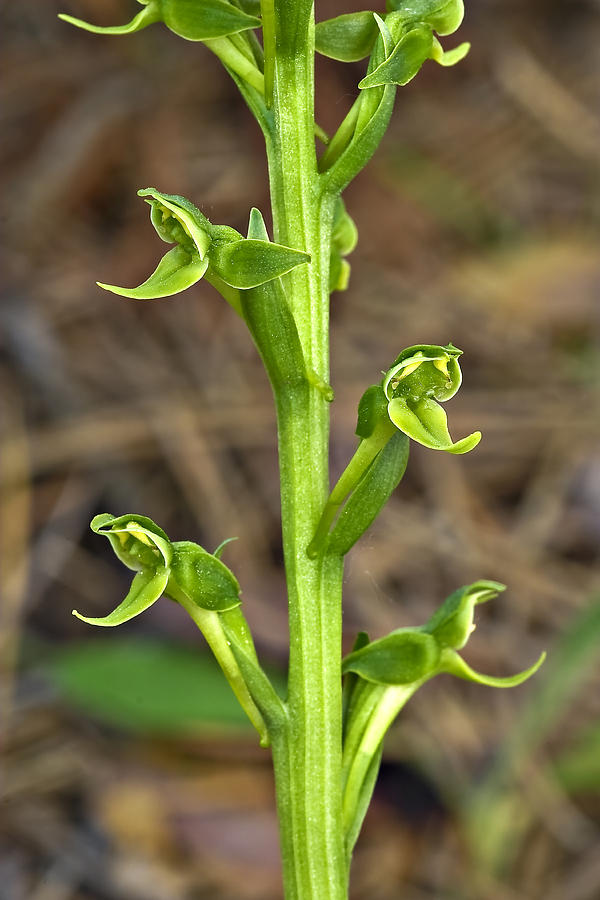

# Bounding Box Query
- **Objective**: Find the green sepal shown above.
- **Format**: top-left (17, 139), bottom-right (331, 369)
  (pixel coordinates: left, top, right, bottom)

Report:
top-left (356, 384), bottom-right (389, 440)
top-left (90, 513), bottom-right (173, 571)
top-left (386, 0), bottom-right (465, 36)
top-left (328, 432), bottom-right (409, 557)
top-left (162, 0), bottom-right (260, 41)
top-left (431, 37), bottom-right (470, 66)
top-left (387, 396), bottom-right (481, 454)
top-left (247, 207), bottom-right (270, 241)
top-left (73, 568), bottom-right (169, 626)
top-left (58, 4), bottom-right (161, 36)
top-left (169, 540), bottom-right (241, 612)
top-left (315, 12), bottom-right (379, 62)
top-left (98, 246), bottom-right (208, 300)
top-left (423, 580), bottom-right (505, 650)
top-left (359, 25), bottom-right (433, 89)
top-left (342, 629), bottom-right (441, 685)
top-left (210, 238), bottom-right (310, 289)
top-left (60, 0), bottom-right (260, 41)
top-left (439, 648), bottom-right (547, 688)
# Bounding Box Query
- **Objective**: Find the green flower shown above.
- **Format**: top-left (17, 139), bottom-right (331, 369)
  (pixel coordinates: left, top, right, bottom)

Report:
top-left (358, 343), bottom-right (481, 454)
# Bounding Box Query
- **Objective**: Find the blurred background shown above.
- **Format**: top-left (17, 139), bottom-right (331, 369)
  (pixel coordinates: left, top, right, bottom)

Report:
top-left (2, 0), bottom-right (600, 897)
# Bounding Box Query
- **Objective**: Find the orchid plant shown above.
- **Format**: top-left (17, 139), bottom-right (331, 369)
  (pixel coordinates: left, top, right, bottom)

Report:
top-left (60, 2), bottom-right (544, 897)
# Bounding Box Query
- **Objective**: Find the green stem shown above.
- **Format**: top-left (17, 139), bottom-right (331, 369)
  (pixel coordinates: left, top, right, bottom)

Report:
top-left (176, 596), bottom-right (269, 745)
top-left (265, 8), bottom-right (346, 897)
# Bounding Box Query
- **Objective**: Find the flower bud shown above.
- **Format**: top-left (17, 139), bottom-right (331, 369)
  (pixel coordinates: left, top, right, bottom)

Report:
top-left (75, 514), bottom-right (241, 625)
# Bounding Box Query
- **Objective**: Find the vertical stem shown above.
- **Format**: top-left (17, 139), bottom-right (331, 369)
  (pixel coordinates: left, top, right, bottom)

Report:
top-left (266, 6), bottom-right (346, 898)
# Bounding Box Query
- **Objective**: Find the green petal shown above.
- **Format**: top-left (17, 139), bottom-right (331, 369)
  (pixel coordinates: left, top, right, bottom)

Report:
top-left (440, 648), bottom-right (547, 687)
top-left (58, 4), bottom-right (161, 36)
top-left (73, 568), bottom-right (169, 626)
top-left (387, 396), bottom-right (481, 454)
top-left (359, 25), bottom-right (433, 89)
top-left (431, 38), bottom-right (470, 66)
top-left (246, 207), bottom-right (270, 241)
top-left (98, 246), bottom-right (208, 300)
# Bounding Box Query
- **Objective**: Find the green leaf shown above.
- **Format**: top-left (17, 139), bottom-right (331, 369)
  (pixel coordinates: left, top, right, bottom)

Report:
top-left (315, 12), bottom-right (379, 62)
top-left (387, 396), bottom-right (481, 454)
top-left (343, 629), bottom-right (441, 685)
top-left (162, 0), bottom-right (261, 40)
top-left (386, 0), bottom-right (465, 36)
top-left (359, 25), bottom-right (433, 89)
top-left (423, 580), bottom-right (506, 650)
top-left (169, 540), bottom-right (241, 612)
top-left (48, 638), bottom-right (262, 733)
top-left (58, 3), bottom-right (161, 36)
top-left (440, 648), bottom-right (547, 687)
top-left (345, 745), bottom-right (382, 856)
top-left (239, 277), bottom-right (308, 393)
top-left (73, 567), bottom-right (169, 626)
top-left (342, 632), bottom-right (371, 731)
top-left (210, 238), bottom-right (310, 289)
top-left (328, 432), bottom-right (409, 557)
top-left (90, 513), bottom-right (173, 571)
top-left (98, 245), bottom-right (208, 300)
